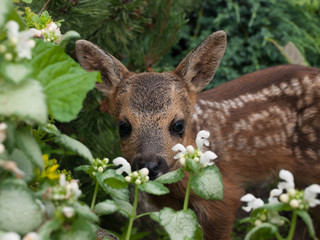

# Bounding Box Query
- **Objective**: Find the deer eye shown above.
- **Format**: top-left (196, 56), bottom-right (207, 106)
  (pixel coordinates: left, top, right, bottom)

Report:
top-left (170, 119), bottom-right (185, 137)
top-left (119, 121), bottom-right (132, 138)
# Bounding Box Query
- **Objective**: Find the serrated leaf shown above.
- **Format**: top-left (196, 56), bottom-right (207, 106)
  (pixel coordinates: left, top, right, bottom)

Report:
top-left (0, 179), bottom-right (43, 235)
top-left (296, 210), bottom-right (317, 239)
top-left (0, 80), bottom-right (47, 124)
top-left (94, 199), bottom-right (119, 216)
top-left (16, 130), bottom-right (44, 170)
top-left (102, 169), bottom-right (128, 189)
top-left (9, 148), bottom-right (33, 182)
top-left (155, 168), bottom-right (184, 184)
top-left (113, 198), bottom-right (133, 217)
top-left (54, 134), bottom-right (93, 163)
top-left (138, 181), bottom-right (169, 195)
top-left (150, 208), bottom-right (202, 240)
top-left (74, 202), bottom-right (99, 223)
top-left (0, 0), bottom-right (11, 27)
top-left (244, 222), bottom-right (278, 240)
top-left (191, 165), bottom-right (223, 200)
top-left (30, 40), bottom-right (99, 122)
top-left (1, 62), bottom-right (31, 84)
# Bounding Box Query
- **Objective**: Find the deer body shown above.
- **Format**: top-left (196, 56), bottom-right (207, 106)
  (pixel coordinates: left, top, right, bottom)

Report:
top-left (75, 32), bottom-right (320, 239)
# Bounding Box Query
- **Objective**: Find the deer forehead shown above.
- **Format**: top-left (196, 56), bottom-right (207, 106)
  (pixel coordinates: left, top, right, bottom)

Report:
top-left (116, 72), bottom-right (191, 117)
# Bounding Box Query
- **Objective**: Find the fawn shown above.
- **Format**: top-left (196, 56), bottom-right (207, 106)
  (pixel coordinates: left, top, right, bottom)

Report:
top-left (75, 31), bottom-right (320, 239)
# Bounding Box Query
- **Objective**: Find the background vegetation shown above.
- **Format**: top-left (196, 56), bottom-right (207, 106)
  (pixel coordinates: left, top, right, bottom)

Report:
top-left (20, 0), bottom-right (320, 238)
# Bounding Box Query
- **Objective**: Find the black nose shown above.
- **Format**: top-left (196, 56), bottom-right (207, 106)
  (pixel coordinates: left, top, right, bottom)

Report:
top-left (132, 154), bottom-right (169, 180)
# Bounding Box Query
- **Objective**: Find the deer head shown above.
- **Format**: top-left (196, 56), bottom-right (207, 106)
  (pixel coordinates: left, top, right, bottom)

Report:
top-left (75, 31), bottom-right (226, 179)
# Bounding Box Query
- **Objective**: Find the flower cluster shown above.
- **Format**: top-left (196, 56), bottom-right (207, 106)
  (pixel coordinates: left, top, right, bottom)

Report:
top-left (45, 174), bottom-right (81, 203)
top-left (91, 157), bottom-right (109, 176)
top-left (269, 169), bottom-right (320, 210)
top-left (113, 157), bottom-right (149, 185)
top-left (35, 22), bottom-right (62, 43)
top-left (0, 122), bottom-right (7, 154)
top-left (1, 231), bottom-right (40, 240)
top-left (0, 21), bottom-right (39, 61)
top-left (172, 130), bottom-right (217, 168)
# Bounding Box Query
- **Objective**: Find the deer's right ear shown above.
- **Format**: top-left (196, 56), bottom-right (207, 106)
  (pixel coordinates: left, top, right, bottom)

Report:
top-left (75, 40), bottom-right (129, 96)
top-left (174, 31), bottom-right (227, 93)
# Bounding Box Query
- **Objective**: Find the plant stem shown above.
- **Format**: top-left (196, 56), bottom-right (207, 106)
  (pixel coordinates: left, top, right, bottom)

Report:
top-left (183, 174), bottom-right (193, 210)
top-left (136, 212), bottom-right (151, 219)
top-left (90, 181), bottom-right (99, 209)
top-left (125, 185), bottom-right (139, 240)
top-left (286, 211), bottom-right (297, 240)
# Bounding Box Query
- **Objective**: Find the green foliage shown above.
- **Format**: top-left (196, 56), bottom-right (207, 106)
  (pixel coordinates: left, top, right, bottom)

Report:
top-left (24, 8), bottom-right (53, 29)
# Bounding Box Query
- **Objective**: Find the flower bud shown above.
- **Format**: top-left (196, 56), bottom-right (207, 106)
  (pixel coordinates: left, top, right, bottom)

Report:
top-left (194, 157), bottom-right (199, 162)
top-left (180, 157), bottom-right (186, 166)
top-left (260, 214), bottom-right (267, 221)
top-left (132, 171), bottom-right (138, 178)
top-left (23, 232), bottom-right (40, 240)
top-left (186, 145), bottom-right (195, 154)
top-left (145, 176), bottom-right (149, 182)
top-left (279, 193), bottom-right (289, 203)
top-left (10, 37), bottom-right (18, 45)
top-left (135, 179), bottom-right (141, 185)
top-left (0, 44), bottom-right (7, 53)
top-left (254, 219), bottom-right (262, 226)
top-left (103, 158), bottom-right (109, 164)
top-left (98, 166), bottom-right (103, 173)
top-left (289, 199), bottom-right (299, 208)
top-left (4, 53), bottom-right (13, 61)
top-left (197, 151), bottom-right (202, 157)
top-left (125, 176), bottom-right (131, 182)
top-left (140, 168), bottom-right (149, 177)
top-left (92, 172), bottom-right (96, 176)
top-left (288, 189), bottom-right (296, 197)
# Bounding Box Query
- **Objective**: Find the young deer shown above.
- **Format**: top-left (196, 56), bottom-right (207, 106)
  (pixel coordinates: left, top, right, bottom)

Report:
top-left (75, 31), bottom-right (320, 239)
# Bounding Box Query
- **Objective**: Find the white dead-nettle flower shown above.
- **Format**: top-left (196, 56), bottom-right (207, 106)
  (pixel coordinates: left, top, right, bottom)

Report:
top-left (22, 232), bottom-right (40, 240)
top-left (241, 193), bottom-right (264, 212)
top-left (172, 130), bottom-right (217, 168)
top-left (6, 21), bottom-right (40, 60)
top-left (2, 232), bottom-right (21, 240)
top-left (140, 168), bottom-right (149, 178)
top-left (278, 169), bottom-right (295, 191)
top-left (304, 184), bottom-right (320, 207)
top-left (62, 206), bottom-right (75, 218)
top-left (113, 157), bottom-right (131, 175)
top-left (40, 22), bottom-right (61, 43)
top-left (268, 188), bottom-right (282, 204)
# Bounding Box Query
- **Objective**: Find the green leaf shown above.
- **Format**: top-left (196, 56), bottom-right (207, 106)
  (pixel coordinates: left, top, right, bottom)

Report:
top-left (9, 148), bottom-right (34, 182)
top-left (101, 169), bottom-right (128, 189)
top-left (74, 165), bottom-right (92, 172)
top-left (0, 179), bottom-right (44, 235)
top-left (138, 181), bottom-right (169, 195)
top-left (16, 130), bottom-right (44, 170)
top-left (94, 199), bottom-right (119, 216)
top-left (74, 202), bottom-right (99, 223)
top-left (155, 168), bottom-right (184, 184)
top-left (0, 62), bottom-right (31, 84)
top-left (30, 40), bottom-right (99, 122)
top-left (54, 134), bottom-right (93, 163)
top-left (22, 0), bottom-right (33, 3)
top-left (150, 208), bottom-right (202, 240)
top-left (186, 158), bottom-right (200, 174)
top-left (191, 165), bottom-right (223, 200)
top-left (252, 203), bottom-right (286, 215)
top-left (244, 222), bottom-right (278, 240)
top-left (113, 198), bottom-right (133, 217)
top-left (38, 219), bottom-right (62, 240)
top-left (0, 0), bottom-right (11, 27)
top-left (296, 210), bottom-right (317, 239)
top-left (0, 79), bottom-right (47, 124)
top-left (59, 30), bottom-right (81, 48)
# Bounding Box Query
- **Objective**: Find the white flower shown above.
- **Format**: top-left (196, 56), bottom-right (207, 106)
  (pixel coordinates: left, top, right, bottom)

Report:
top-left (23, 232), bottom-right (40, 240)
top-left (2, 232), bottom-right (21, 240)
top-left (6, 21), bottom-right (40, 60)
top-left (186, 145), bottom-right (195, 154)
top-left (278, 169), bottom-right (295, 191)
top-left (268, 188), bottom-right (282, 204)
top-left (113, 157), bottom-right (131, 175)
top-left (196, 130), bottom-right (210, 150)
top-left (241, 193), bottom-right (264, 212)
top-left (304, 184), bottom-right (320, 207)
top-left (40, 22), bottom-right (61, 43)
top-left (140, 168), bottom-right (149, 178)
top-left (172, 144), bottom-right (186, 159)
top-left (59, 174), bottom-right (66, 186)
top-left (69, 180), bottom-right (81, 198)
top-left (199, 150), bottom-right (217, 167)
top-left (62, 206), bottom-right (75, 218)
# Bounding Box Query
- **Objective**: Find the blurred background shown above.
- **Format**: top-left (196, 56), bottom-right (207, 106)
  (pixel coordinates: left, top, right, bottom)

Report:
top-left (24, 0), bottom-right (320, 237)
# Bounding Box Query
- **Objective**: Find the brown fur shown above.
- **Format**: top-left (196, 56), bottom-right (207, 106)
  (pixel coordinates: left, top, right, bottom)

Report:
top-left (75, 32), bottom-right (320, 239)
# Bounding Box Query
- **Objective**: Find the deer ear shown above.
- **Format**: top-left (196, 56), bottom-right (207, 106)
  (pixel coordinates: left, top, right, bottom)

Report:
top-left (174, 31), bottom-right (227, 92)
top-left (75, 40), bottom-right (129, 96)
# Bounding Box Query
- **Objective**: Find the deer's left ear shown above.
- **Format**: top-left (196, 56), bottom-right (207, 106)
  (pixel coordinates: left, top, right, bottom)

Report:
top-left (174, 31), bottom-right (227, 92)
